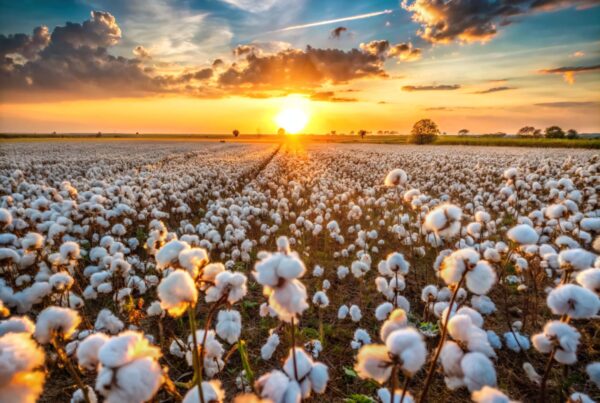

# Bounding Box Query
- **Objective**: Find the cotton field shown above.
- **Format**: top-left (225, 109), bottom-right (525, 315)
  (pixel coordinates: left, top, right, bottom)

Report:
top-left (0, 140), bottom-right (599, 403)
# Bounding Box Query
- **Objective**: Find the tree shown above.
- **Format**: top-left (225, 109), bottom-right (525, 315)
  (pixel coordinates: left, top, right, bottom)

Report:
top-left (358, 129), bottom-right (367, 139)
top-left (409, 119), bottom-right (440, 144)
top-left (533, 128), bottom-right (542, 137)
top-left (458, 129), bottom-right (469, 136)
top-left (566, 129), bottom-right (579, 139)
top-left (545, 126), bottom-right (565, 139)
top-left (233, 129), bottom-right (240, 137)
top-left (277, 127), bottom-right (286, 136)
top-left (517, 126), bottom-right (536, 136)
top-left (96, 131), bottom-right (102, 138)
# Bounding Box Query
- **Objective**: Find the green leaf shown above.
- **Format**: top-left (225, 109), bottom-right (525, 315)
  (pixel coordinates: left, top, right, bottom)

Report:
top-left (343, 366), bottom-right (358, 378)
top-left (344, 393), bottom-right (376, 403)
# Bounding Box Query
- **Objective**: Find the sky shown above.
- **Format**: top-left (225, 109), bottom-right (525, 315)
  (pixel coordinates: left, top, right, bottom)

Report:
top-left (0, 0), bottom-right (599, 134)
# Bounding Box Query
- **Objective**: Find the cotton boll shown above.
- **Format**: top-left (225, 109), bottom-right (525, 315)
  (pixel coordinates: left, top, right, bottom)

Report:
top-left (94, 309), bottom-right (124, 334)
top-left (312, 291), bottom-right (329, 308)
top-left (337, 266), bottom-right (349, 279)
top-left (503, 331), bottom-right (530, 352)
top-left (377, 387), bottom-right (415, 403)
top-left (77, 333), bottom-right (110, 371)
top-left (558, 249), bottom-right (597, 271)
top-left (471, 386), bottom-right (514, 403)
top-left (215, 310), bottom-right (242, 344)
top-left (386, 252), bottom-right (409, 274)
top-left (309, 362), bottom-right (329, 394)
top-left (98, 331), bottom-right (160, 368)
top-left (146, 301), bottom-right (164, 317)
top-left (71, 386), bottom-right (97, 403)
top-left (472, 295), bottom-right (496, 315)
top-left (532, 321), bottom-right (580, 365)
top-left (157, 269), bottom-right (198, 317)
top-left (337, 305), bottom-right (349, 320)
top-left (283, 348), bottom-right (314, 381)
top-left (507, 224), bottom-right (539, 245)
top-left (260, 333), bottom-right (280, 361)
top-left (375, 302), bottom-right (394, 321)
top-left (354, 344), bottom-right (392, 383)
top-left (178, 248), bottom-right (209, 279)
top-left (547, 284), bottom-right (600, 319)
top-left (421, 285), bottom-right (438, 303)
top-left (0, 316), bottom-right (35, 336)
top-left (576, 268), bottom-right (600, 294)
top-left (385, 328), bottom-right (427, 375)
top-left (466, 261), bottom-right (496, 295)
top-left (586, 362), bottom-right (600, 388)
top-left (440, 248), bottom-right (479, 285)
top-left (155, 240), bottom-right (190, 270)
top-left (182, 380), bottom-right (225, 403)
top-left (384, 169), bottom-right (407, 186)
top-left (351, 328), bottom-right (372, 350)
top-left (169, 339), bottom-right (186, 358)
top-left (461, 352), bottom-right (497, 392)
top-left (0, 332), bottom-right (46, 403)
top-left (205, 271), bottom-right (248, 304)
top-left (34, 306), bottom-right (81, 344)
top-left (486, 331), bottom-right (502, 350)
top-left (350, 305), bottom-right (362, 322)
top-left (380, 309), bottom-right (408, 342)
top-left (522, 362), bottom-right (541, 385)
top-left (568, 392), bottom-right (595, 403)
top-left (96, 357), bottom-right (163, 403)
top-left (312, 265), bottom-right (324, 277)
top-left (266, 278), bottom-right (308, 323)
top-left (256, 370), bottom-right (290, 403)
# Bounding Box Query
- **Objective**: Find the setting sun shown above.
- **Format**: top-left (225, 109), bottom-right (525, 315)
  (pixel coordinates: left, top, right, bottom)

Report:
top-left (275, 108), bottom-right (309, 134)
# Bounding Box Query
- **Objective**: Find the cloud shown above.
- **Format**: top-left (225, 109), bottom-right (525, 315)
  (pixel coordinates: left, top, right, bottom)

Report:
top-left (0, 26), bottom-right (50, 59)
top-left (218, 46), bottom-right (388, 90)
top-left (535, 101), bottom-right (599, 107)
top-left (359, 40), bottom-right (389, 57)
top-left (402, 84), bottom-right (461, 91)
top-left (401, 0), bottom-right (600, 44)
top-left (388, 42), bottom-right (422, 62)
top-left (133, 45), bottom-right (151, 59)
top-left (474, 86), bottom-right (516, 94)
top-left (310, 91), bottom-right (358, 102)
top-left (570, 51), bottom-right (585, 57)
top-left (219, 0), bottom-right (280, 12)
top-left (539, 64), bottom-right (600, 83)
top-left (330, 26), bottom-right (348, 39)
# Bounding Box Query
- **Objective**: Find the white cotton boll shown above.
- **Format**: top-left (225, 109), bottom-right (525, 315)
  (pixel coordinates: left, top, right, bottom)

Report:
top-left (456, 307), bottom-right (484, 328)
top-left (351, 328), bottom-right (372, 350)
top-left (98, 331), bottom-right (160, 368)
top-left (569, 393), bottom-right (595, 403)
top-left (97, 282), bottom-right (113, 294)
top-left (312, 291), bottom-right (329, 308)
top-left (77, 333), bottom-right (110, 371)
top-left (0, 332), bottom-right (46, 403)
top-left (558, 249), bottom-right (597, 271)
top-left (377, 388), bottom-right (415, 403)
top-left (283, 348), bottom-right (314, 381)
top-left (503, 331), bottom-right (530, 352)
top-left (440, 248), bottom-right (479, 285)
top-left (375, 277), bottom-right (389, 294)
top-left (483, 248), bottom-right (501, 263)
top-left (309, 362), bottom-right (329, 393)
top-left (394, 295), bottom-right (410, 313)
top-left (322, 279), bottom-right (330, 290)
top-left (178, 247), bottom-right (209, 279)
top-left (182, 380), bottom-right (225, 403)
top-left (312, 265), bottom-right (324, 277)
top-left (461, 352), bottom-right (497, 392)
top-left (386, 252), bottom-right (409, 274)
top-left (586, 362), bottom-right (600, 388)
top-left (267, 279), bottom-right (308, 323)
top-left (96, 356), bottom-right (163, 403)
top-left (351, 260), bottom-right (369, 278)
top-left (157, 269), bottom-right (198, 317)
top-left (49, 271), bottom-right (74, 291)
top-left (471, 386), bottom-right (514, 403)
top-left (59, 241), bottom-right (80, 261)
top-left (354, 344), bottom-right (392, 383)
top-left (337, 265), bottom-right (349, 279)
top-left (146, 301), bottom-right (164, 317)
top-left (34, 306), bottom-right (80, 344)
top-left (155, 240), bottom-right (189, 270)
top-left (169, 339), bottom-right (186, 358)
top-left (216, 310), bottom-right (242, 344)
top-left (532, 321), bottom-right (580, 365)
top-left (0, 316), bottom-right (35, 336)
top-left (206, 271), bottom-right (248, 304)
top-left (507, 224), bottom-right (539, 245)
top-left (256, 370), bottom-right (290, 403)
top-left (261, 333), bottom-right (280, 360)
top-left (337, 305), bottom-right (349, 319)
top-left (94, 309), bottom-right (124, 334)
top-left (576, 268), bottom-right (600, 293)
top-left (547, 284), bottom-right (600, 319)
top-left (466, 261), bottom-right (496, 295)
top-left (375, 302), bottom-right (394, 321)
top-left (481, 331), bottom-right (500, 352)
top-left (421, 285), bottom-right (438, 303)
top-left (385, 328), bottom-right (427, 375)
top-left (522, 362), bottom-right (541, 385)
top-left (350, 305), bottom-right (362, 322)
top-left (472, 295), bottom-right (497, 315)
top-left (71, 386), bottom-right (97, 403)
top-left (384, 169), bottom-right (407, 186)
top-left (380, 309), bottom-right (408, 342)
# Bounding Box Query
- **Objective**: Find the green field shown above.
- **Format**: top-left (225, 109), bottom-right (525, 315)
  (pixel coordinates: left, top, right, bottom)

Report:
top-left (1, 133), bottom-right (599, 149)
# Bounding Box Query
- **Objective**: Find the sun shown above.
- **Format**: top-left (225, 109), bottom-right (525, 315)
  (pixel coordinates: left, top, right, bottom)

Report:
top-left (275, 107), bottom-right (309, 134)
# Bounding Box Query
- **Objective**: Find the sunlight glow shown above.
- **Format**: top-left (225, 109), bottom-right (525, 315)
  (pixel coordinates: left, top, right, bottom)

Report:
top-left (275, 107), bottom-right (309, 134)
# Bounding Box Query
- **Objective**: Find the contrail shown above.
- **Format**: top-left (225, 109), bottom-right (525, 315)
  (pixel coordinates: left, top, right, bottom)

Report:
top-left (276, 9), bottom-right (393, 32)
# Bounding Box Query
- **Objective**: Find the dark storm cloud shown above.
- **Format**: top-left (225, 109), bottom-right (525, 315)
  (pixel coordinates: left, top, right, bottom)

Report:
top-left (474, 86), bottom-right (516, 94)
top-left (0, 26), bottom-right (50, 59)
top-left (330, 26), bottom-right (348, 39)
top-left (218, 46), bottom-right (387, 90)
top-left (402, 0), bottom-right (600, 43)
top-left (402, 84), bottom-right (461, 91)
